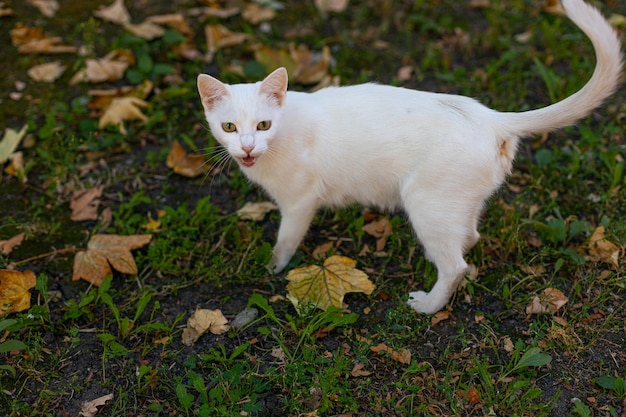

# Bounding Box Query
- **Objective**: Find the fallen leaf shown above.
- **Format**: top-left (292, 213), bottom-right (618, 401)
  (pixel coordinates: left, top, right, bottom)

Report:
top-left (350, 362), bottom-right (372, 377)
top-left (27, 61), bottom-right (65, 82)
top-left (314, 0), bottom-right (349, 13)
top-left (10, 24), bottom-right (77, 54)
top-left (72, 234), bottom-right (152, 286)
top-left (312, 241), bottom-right (334, 260)
top-left (362, 217), bottom-right (392, 252)
top-left (370, 342), bottom-right (411, 364)
top-left (124, 20), bottom-right (165, 40)
top-left (94, 0), bottom-right (130, 25)
top-left (0, 3), bottom-right (13, 17)
top-left (0, 269), bottom-right (37, 317)
top-left (587, 226), bottom-right (620, 269)
top-left (609, 14), bottom-right (626, 29)
top-left (285, 255), bottom-right (375, 313)
top-left (430, 310), bottom-right (450, 327)
top-left (166, 140), bottom-right (209, 178)
top-left (465, 385), bottom-right (481, 405)
top-left (397, 65), bottom-right (413, 81)
top-left (526, 287), bottom-right (568, 315)
top-left (181, 308), bottom-right (229, 346)
top-left (71, 49), bottom-right (134, 84)
top-left (87, 79), bottom-right (152, 111)
top-left (242, 3), bottom-right (276, 24)
top-left (79, 393), bottom-right (114, 417)
top-left (142, 210), bottom-right (165, 233)
top-left (204, 24), bottom-right (249, 62)
top-left (290, 44), bottom-right (332, 85)
top-left (254, 46), bottom-right (297, 76)
top-left (544, 0), bottom-right (566, 16)
top-left (27, 0), bottom-right (58, 17)
top-left (236, 201), bottom-right (278, 221)
top-left (0, 125), bottom-right (27, 165)
top-left (98, 96), bottom-right (149, 133)
top-left (0, 233), bottom-right (25, 255)
top-left (70, 186), bottom-right (104, 221)
top-left (4, 151), bottom-right (27, 182)
top-left (146, 13), bottom-right (193, 36)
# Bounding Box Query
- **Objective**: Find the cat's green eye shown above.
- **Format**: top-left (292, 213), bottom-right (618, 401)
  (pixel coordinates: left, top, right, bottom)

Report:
top-left (257, 121), bottom-right (272, 131)
top-left (221, 122), bottom-right (237, 132)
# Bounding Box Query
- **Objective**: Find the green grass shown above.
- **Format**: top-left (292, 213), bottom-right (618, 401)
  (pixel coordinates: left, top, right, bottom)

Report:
top-left (1, 0), bottom-right (625, 415)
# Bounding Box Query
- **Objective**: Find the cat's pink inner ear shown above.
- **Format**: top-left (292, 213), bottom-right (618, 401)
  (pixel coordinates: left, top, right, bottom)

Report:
top-left (259, 67), bottom-right (288, 106)
top-left (197, 74), bottom-right (229, 110)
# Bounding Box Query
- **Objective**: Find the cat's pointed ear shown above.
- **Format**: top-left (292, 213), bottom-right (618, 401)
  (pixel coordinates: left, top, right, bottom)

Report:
top-left (259, 67), bottom-right (288, 107)
top-left (197, 74), bottom-right (229, 111)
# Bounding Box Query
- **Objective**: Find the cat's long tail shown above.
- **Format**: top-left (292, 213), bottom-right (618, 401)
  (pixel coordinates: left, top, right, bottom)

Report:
top-left (499, 0), bottom-right (623, 137)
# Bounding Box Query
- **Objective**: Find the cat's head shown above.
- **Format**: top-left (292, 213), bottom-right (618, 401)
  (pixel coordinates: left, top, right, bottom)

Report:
top-left (197, 67), bottom-right (288, 168)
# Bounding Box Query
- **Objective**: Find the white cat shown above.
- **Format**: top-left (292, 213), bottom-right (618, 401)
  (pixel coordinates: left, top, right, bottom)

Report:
top-left (197, 0), bottom-right (623, 314)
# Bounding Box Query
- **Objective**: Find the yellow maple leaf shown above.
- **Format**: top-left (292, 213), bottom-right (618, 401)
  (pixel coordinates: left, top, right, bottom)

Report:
top-left (72, 234), bottom-right (152, 286)
top-left (0, 269), bottom-right (37, 317)
top-left (286, 255), bottom-right (375, 313)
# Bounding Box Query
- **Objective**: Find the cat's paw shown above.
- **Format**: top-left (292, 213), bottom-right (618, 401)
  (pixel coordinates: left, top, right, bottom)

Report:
top-left (407, 291), bottom-right (444, 315)
top-left (267, 255), bottom-right (288, 274)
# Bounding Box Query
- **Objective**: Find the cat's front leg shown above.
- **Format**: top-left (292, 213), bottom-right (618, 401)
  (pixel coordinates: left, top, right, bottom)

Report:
top-left (268, 201), bottom-right (319, 273)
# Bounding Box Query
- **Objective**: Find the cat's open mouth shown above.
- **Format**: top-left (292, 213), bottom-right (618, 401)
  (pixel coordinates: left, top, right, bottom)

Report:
top-left (241, 156), bottom-right (256, 167)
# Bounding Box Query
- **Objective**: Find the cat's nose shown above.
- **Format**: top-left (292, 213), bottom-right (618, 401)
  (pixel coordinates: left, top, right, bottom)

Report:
top-left (242, 145), bottom-right (254, 155)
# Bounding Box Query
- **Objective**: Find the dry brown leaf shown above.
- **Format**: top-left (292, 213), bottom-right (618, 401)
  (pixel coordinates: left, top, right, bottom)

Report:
top-left (312, 241), bottom-right (334, 260)
top-left (242, 3), bottom-right (276, 24)
top-left (72, 234), bottom-right (152, 286)
top-left (166, 140), bottom-right (209, 178)
top-left (397, 65), bottom-right (413, 81)
top-left (124, 21), bottom-right (165, 40)
top-left (87, 79), bottom-right (152, 111)
top-left (314, 0), bottom-right (349, 13)
top-left (79, 393), bottom-right (114, 417)
top-left (193, 6), bottom-right (240, 19)
top-left (181, 308), bottom-right (230, 346)
top-left (94, 0), bottom-right (130, 25)
top-left (588, 226), bottom-right (620, 269)
top-left (27, 0), bottom-right (58, 17)
top-left (0, 3), bottom-right (13, 17)
top-left (71, 49), bottom-right (134, 84)
top-left (236, 201), bottom-right (278, 221)
top-left (98, 97), bottom-right (149, 133)
top-left (362, 217), bottom-right (392, 252)
top-left (0, 269), bottom-right (37, 317)
top-left (544, 0), bottom-right (566, 16)
top-left (290, 44), bottom-right (332, 85)
top-left (204, 24), bottom-right (249, 62)
top-left (370, 342), bottom-right (412, 364)
top-left (526, 288), bottom-right (568, 315)
top-left (286, 255), bottom-right (375, 313)
top-left (350, 362), bottom-right (372, 377)
top-left (10, 25), bottom-right (76, 53)
top-left (70, 186), bottom-right (104, 221)
top-left (10, 23), bottom-right (44, 45)
top-left (27, 61), bottom-right (65, 82)
top-left (465, 385), bottom-right (481, 405)
top-left (430, 310), bottom-right (450, 327)
top-left (146, 13), bottom-right (193, 36)
top-left (0, 233), bottom-right (25, 255)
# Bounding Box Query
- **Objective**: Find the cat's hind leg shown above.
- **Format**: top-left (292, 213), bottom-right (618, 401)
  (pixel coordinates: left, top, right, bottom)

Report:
top-left (403, 192), bottom-right (479, 314)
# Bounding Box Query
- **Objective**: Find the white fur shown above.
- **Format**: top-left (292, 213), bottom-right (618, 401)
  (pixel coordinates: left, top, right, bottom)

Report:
top-left (197, 0), bottom-right (622, 314)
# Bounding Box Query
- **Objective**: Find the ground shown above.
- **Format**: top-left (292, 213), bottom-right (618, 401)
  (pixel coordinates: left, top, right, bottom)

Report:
top-left (0, 0), bottom-right (625, 416)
